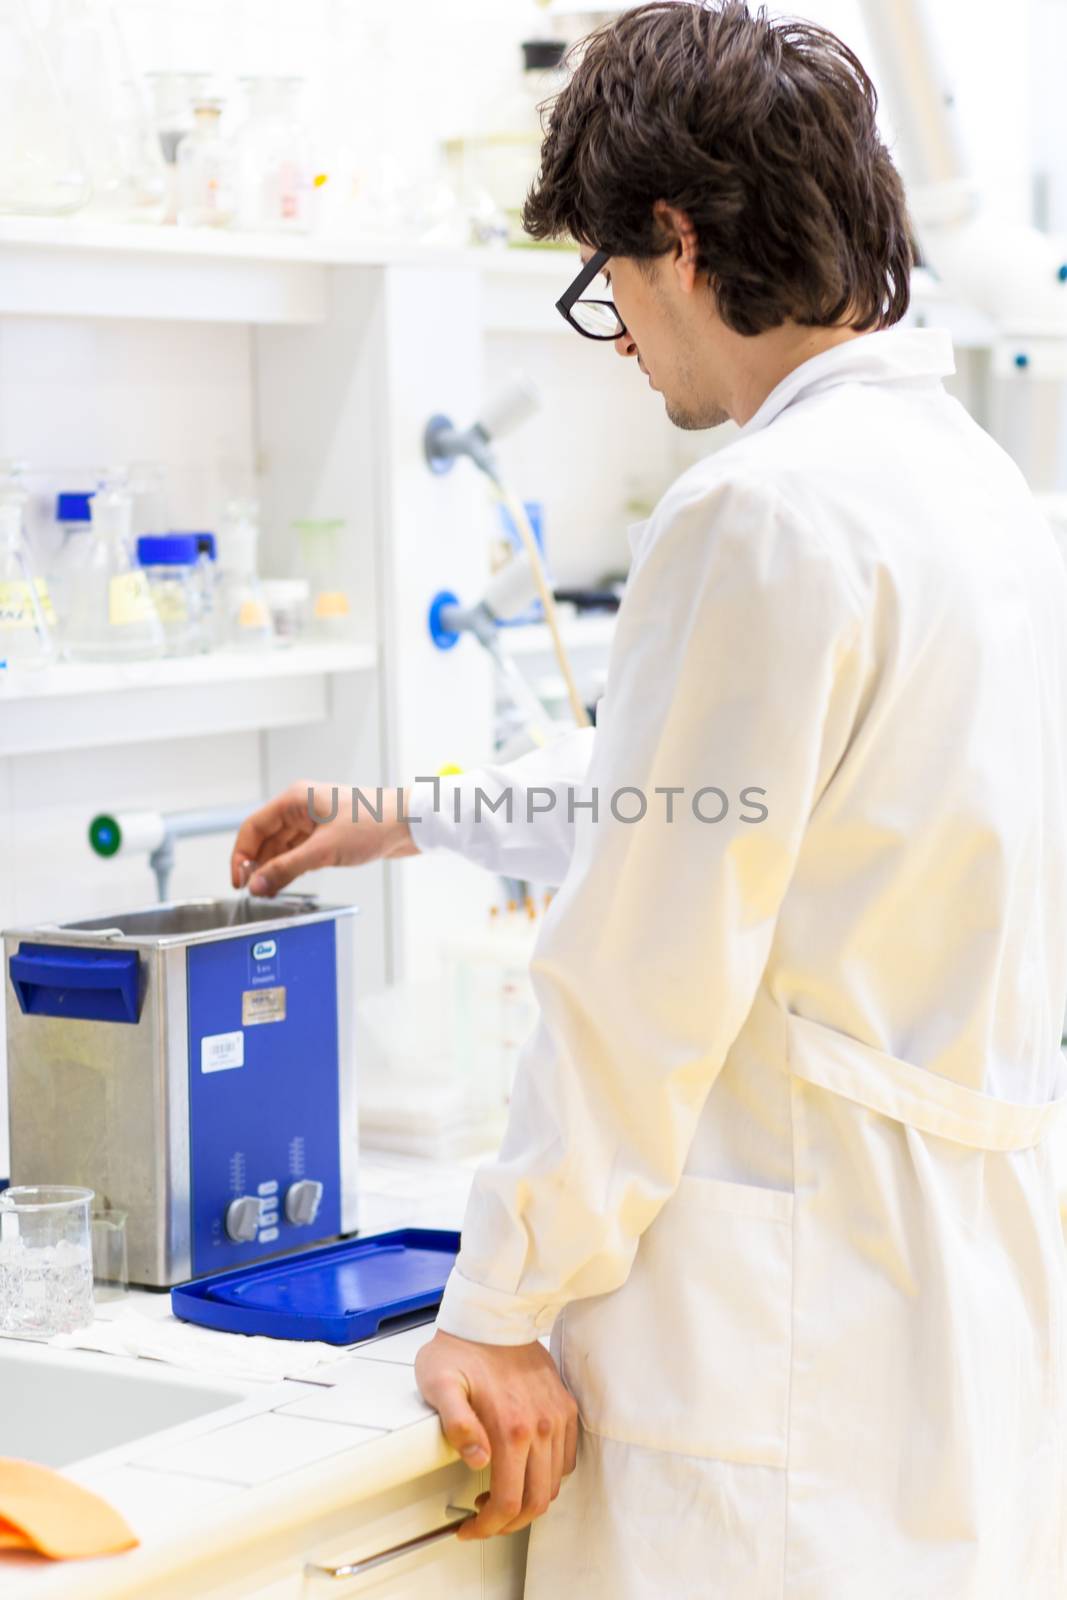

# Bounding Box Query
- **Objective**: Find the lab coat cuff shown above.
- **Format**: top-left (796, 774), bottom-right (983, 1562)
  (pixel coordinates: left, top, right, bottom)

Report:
top-left (405, 776), bottom-right (458, 853)
top-left (435, 1266), bottom-right (559, 1346)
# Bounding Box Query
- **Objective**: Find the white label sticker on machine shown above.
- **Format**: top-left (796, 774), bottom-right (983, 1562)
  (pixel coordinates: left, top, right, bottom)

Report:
top-left (201, 1031), bottom-right (245, 1073)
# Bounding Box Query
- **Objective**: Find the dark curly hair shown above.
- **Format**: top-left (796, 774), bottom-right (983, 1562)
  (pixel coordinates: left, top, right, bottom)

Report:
top-left (523, 0), bottom-right (913, 336)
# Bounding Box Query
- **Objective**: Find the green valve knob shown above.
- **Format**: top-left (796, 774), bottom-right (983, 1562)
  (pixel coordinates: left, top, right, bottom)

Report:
top-left (89, 813), bottom-right (121, 858)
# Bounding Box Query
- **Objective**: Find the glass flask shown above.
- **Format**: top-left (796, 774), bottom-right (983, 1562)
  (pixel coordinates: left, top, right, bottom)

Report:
top-left (44, 0), bottom-right (165, 223)
top-left (62, 473), bottom-right (165, 662)
top-left (0, 467), bottom-right (53, 671)
top-left (176, 99), bottom-right (235, 228)
top-left (294, 517), bottom-right (351, 638)
top-left (0, 0), bottom-right (90, 215)
top-left (231, 77), bottom-right (318, 233)
top-left (217, 500), bottom-right (273, 651)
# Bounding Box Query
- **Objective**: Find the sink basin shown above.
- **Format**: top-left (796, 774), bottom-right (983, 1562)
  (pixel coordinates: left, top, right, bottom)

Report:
top-left (0, 1342), bottom-right (249, 1467)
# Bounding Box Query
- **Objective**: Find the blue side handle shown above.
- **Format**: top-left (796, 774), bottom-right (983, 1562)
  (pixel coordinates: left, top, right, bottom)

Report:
top-left (9, 943), bottom-right (141, 1025)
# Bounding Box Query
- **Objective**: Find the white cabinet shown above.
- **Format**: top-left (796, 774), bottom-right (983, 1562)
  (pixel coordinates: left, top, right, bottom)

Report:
top-left (193, 1460), bottom-right (527, 1600)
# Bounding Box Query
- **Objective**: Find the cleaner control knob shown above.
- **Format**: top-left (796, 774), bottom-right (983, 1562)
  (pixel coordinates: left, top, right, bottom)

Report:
top-left (284, 1179), bottom-right (323, 1227)
top-left (225, 1195), bottom-right (261, 1243)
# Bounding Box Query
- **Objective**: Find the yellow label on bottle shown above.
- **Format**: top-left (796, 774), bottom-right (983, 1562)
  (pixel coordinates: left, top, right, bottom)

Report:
top-left (238, 599), bottom-right (268, 630)
top-left (152, 588), bottom-right (189, 625)
top-left (0, 580), bottom-right (35, 627)
top-left (108, 571), bottom-right (156, 627)
top-left (313, 590), bottom-right (350, 620)
top-left (35, 579), bottom-right (56, 627)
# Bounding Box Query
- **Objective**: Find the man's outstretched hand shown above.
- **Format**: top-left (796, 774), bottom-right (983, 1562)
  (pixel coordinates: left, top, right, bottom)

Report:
top-left (415, 1329), bottom-right (579, 1540)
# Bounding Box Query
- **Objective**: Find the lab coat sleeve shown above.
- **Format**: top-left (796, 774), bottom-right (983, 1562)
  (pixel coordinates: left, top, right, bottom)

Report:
top-left (406, 725), bottom-right (597, 887)
top-left (435, 475), bottom-right (868, 1344)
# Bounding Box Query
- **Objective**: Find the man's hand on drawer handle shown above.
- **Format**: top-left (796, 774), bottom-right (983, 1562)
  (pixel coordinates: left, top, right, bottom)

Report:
top-left (415, 1331), bottom-right (579, 1540)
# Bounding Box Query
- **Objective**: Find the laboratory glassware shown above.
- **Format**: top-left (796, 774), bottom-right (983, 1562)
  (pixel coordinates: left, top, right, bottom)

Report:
top-left (62, 475), bottom-right (165, 662)
top-left (192, 532), bottom-right (218, 650)
top-left (90, 1208), bottom-right (128, 1302)
top-left (217, 500), bottom-right (273, 651)
top-left (45, 0), bottom-right (165, 223)
top-left (49, 491), bottom-right (94, 646)
top-left (0, 472), bottom-right (54, 669)
top-left (262, 577), bottom-right (310, 645)
top-left (293, 518), bottom-right (350, 637)
top-left (146, 70), bottom-right (200, 224)
top-left (0, 0), bottom-right (90, 216)
top-left (137, 534), bottom-right (204, 656)
top-left (231, 77), bottom-right (318, 233)
top-left (0, 1186), bottom-right (95, 1337)
top-left (447, 39), bottom-right (568, 247)
top-left (176, 98), bottom-right (235, 228)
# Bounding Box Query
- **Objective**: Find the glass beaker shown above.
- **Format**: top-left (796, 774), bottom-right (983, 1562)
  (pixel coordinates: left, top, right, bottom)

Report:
top-left (90, 1208), bottom-right (128, 1303)
top-left (231, 76), bottom-right (318, 233)
top-left (294, 517), bottom-right (350, 638)
top-left (217, 499), bottom-right (273, 651)
top-left (0, 0), bottom-right (90, 216)
top-left (0, 465), bottom-right (54, 670)
top-left (0, 1186), bottom-right (95, 1337)
top-left (62, 471), bottom-right (166, 662)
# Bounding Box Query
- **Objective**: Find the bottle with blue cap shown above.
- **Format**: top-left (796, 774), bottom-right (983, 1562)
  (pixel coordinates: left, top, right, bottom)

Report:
top-left (137, 534), bottom-right (205, 656)
top-left (62, 471), bottom-right (165, 662)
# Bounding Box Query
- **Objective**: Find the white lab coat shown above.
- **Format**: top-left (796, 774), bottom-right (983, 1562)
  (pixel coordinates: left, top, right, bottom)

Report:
top-left (410, 328), bottom-right (1067, 1598)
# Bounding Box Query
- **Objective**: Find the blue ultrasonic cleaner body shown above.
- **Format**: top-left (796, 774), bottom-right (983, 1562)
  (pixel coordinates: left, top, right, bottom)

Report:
top-left (3, 896), bottom-right (359, 1287)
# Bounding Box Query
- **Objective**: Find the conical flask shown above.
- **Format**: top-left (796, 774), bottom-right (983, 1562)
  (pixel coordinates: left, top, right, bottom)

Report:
top-left (62, 472), bottom-right (165, 662)
top-left (0, 0), bottom-right (90, 215)
top-left (0, 468), bottom-right (54, 672)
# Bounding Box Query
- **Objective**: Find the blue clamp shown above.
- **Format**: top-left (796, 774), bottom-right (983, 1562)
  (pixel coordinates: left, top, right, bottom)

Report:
top-left (428, 590), bottom-right (462, 650)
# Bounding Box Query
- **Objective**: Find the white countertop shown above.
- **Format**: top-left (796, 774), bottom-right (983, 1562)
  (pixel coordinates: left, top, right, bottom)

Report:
top-left (1, 1153), bottom-right (483, 1598)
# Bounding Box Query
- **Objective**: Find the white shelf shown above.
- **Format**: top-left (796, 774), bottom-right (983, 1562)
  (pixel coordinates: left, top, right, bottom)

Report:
top-left (0, 640), bottom-right (377, 755)
top-left (0, 215), bottom-right (575, 326)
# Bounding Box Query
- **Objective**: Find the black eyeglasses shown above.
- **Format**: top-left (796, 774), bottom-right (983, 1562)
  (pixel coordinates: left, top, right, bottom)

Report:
top-left (556, 248), bottom-right (627, 340)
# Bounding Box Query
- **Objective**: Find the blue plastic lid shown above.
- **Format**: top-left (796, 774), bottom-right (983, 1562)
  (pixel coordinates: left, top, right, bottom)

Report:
top-left (171, 1227), bottom-right (460, 1344)
top-left (137, 533), bottom-right (200, 566)
top-left (56, 492), bottom-right (94, 523)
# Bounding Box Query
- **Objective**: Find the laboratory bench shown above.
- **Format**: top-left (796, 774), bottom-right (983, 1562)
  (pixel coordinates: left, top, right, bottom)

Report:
top-left (0, 1154), bottom-right (527, 1599)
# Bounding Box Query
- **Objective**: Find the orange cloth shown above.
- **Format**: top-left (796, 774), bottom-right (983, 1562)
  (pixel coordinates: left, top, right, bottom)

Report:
top-left (0, 1458), bottom-right (138, 1561)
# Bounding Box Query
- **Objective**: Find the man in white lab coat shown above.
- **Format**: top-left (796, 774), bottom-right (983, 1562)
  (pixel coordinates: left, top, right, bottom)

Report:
top-left (233, 3), bottom-right (1067, 1594)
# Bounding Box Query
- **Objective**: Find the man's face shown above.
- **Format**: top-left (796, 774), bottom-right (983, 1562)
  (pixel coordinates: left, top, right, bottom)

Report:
top-left (582, 250), bottom-right (731, 431)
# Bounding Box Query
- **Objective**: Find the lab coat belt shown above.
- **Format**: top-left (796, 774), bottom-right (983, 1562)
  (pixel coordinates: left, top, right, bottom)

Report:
top-left (787, 1012), bottom-right (1067, 1151)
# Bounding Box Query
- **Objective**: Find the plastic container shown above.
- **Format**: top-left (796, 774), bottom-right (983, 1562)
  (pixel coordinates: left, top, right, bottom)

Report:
top-left (137, 534), bottom-right (204, 656)
top-left (0, 467), bottom-right (53, 670)
top-left (176, 98), bottom-right (234, 228)
top-left (62, 474), bottom-right (165, 662)
top-left (171, 1228), bottom-right (460, 1344)
top-left (294, 518), bottom-right (350, 637)
top-left (0, 1185), bottom-right (95, 1336)
top-left (231, 77), bottom-right (319, 233)
top-left (217, 500), bottom-right (273, 651)
top-left (262, 577), bottom-right (310, 644)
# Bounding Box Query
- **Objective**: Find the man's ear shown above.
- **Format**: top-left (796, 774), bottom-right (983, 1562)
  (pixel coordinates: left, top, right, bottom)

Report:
top-left (652, 201), bottom-right (700, 292)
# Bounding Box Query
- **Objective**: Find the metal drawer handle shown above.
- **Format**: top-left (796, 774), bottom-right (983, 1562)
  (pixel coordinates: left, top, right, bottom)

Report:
top-left (304, 1506), bottom-right (476, 1582)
